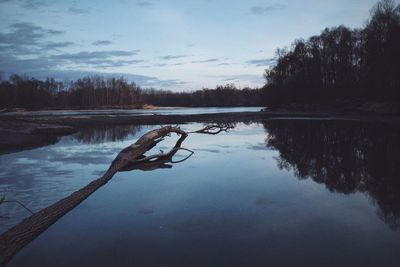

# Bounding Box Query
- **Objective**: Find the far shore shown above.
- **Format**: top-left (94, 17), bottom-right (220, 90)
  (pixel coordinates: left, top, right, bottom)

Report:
top-left (1, 108), bottom-right (399, 155)
top-left (0, 104), bottom-right (181, 114)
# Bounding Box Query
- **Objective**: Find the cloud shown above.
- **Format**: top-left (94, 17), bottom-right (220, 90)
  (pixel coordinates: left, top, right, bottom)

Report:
top-left (149, 57), bottom-right (219, 66)
top-left (160, 55), bottom-right (188, 60)
top-left (68, 6), bottom-right (90, 14)
top-left (223, 74), bottom-right (264, 83)
top-left (0, 21), bottom-right (143, 72)
top-left (0, 0), bottom-right (46, 9)
top-left (92, 40), bottom-right (113, 46)
top-left (0, 53), bottom-right (59, 73)
top-left (73, 59), bottom-right (144, 68)
top-left (41, 41), bottom-right (74, 50)
top-left (144, 78), bottom-right (187, 88)
top-left (250, 4), bottom-right (286, 15)
top-left (21, 0), bottom-right (45, 9)
top-left (0, 19), bottom-right (188, 90)
top-left (191, 58), bottom-right (219, 63)
top-left (246, 58), bottom-right (276, 67)
top-left (51, 50), bottom-right (139, 61)
top-left (204, 74), bottom-right (264, 86)
top-left (1, 50), bottom-right (143, 73)
top-left (47, 29), bottom-right (63, 35)
top-left (49, 50), bottom-right (142, 68)
top-left (136, 1), bottom-right (152, 8)
top-left (0, 22), bottom-right (65, 55)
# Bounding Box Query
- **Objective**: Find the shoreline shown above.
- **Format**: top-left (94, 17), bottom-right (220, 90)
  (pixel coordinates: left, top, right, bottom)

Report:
top-left (0, 105), bottom-right (260, 115)
top-left (1, 110), bottom-right (399, 155)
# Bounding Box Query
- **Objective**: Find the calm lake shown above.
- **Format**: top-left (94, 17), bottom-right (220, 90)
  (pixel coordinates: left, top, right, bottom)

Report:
top-left (1, 117), bottom-right (400, 266)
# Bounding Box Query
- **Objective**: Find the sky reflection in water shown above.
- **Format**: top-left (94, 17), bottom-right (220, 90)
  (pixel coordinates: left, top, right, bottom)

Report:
top-left (1, 120), bottom-right (400, 266)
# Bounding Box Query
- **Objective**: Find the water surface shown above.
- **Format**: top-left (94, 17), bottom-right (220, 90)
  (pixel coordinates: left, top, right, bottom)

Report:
top-left (1, 119), bottom-right (400, 266)
top-left (0, 106), bottom-right (262, 117)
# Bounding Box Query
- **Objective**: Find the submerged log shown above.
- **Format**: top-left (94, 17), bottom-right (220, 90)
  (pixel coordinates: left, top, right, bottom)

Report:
top-left (0, 126), bottom-right (187, 266)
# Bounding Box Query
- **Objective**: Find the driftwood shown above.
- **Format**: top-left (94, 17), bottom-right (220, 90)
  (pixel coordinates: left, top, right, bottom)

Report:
top-left (0, 124), bottom-right (232, 266)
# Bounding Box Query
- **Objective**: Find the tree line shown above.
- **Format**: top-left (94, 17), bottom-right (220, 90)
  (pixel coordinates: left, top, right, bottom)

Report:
top-left (0, 75), bottom-right (261, 110)
top-left (0, 75), bottom-right (141, 109)
top-left (141, 84), bottom-right (262, 107)
top-left (262, 0), bottom-right (400, 107)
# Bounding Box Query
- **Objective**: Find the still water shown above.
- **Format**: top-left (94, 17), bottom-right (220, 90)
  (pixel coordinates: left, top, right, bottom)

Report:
top-left (1, 119), bottom-right (400, 266)
top-left (0, 107), bottom-right (262, 117)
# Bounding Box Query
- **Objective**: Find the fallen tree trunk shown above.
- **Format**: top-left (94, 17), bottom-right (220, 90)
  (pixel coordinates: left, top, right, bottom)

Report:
top-left (0, 124), bottom-right (232, 266)
top-left (0, 126), bottom-right (187, 266)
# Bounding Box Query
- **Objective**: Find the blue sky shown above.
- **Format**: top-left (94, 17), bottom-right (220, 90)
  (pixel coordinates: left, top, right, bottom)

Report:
top-left (0, 0), bottom-right (392, 91)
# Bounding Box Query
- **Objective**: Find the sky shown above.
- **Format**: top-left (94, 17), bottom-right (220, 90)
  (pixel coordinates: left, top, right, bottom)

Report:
top-left (0, 0), bottom-right (392, 91)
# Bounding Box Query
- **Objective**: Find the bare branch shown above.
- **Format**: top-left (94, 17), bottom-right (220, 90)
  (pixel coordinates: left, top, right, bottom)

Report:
top-left (190, 123), bottom-right (235, 135)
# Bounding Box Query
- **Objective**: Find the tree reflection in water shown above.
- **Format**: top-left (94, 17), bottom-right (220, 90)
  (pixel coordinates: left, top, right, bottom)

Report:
top-left (73, 125), bottom-right (142, 143)
top-left (263, 119), bottom-right (400, 230)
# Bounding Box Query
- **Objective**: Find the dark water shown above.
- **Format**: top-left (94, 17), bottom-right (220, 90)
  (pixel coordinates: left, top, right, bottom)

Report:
top-left (1, 119), bottom-right (400, 266)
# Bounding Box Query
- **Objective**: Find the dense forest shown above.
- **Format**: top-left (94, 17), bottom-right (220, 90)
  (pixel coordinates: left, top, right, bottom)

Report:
top-left (0, 75), bottom-right (261, 109)
top-left (141, 85), bottom-right (262, 107)
top-left (0, 75), bottom-right (141, 109)
top-left (262, 0), bottom-right (400, 107)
